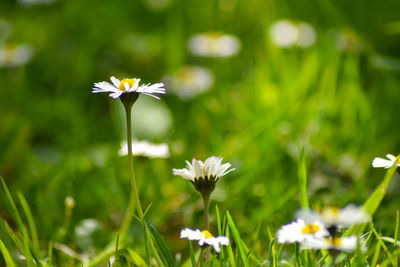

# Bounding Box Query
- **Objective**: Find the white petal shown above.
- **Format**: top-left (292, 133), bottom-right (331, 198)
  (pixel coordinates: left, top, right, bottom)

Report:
top-left (172, 168), bottom-right (194, 181)
top-left (110, 76), bottom-right (120, 88)
top-left (110, 91), bottom-right (123, 98)
top-left (372, 157), bottom-right (393, 168)
top-left (180, 228), bottom-right (201, 240)
top-left (94, 81), bottom-right (117, 92)
top-left (386, 154), bottom-right (396, 161)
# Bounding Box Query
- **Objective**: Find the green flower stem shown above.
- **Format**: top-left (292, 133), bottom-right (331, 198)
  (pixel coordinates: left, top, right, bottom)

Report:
top-left (120, 100), bottom-right (164, 267)
top-left (119, 103), bottom-right (143, 240)
top-left (202, 193), bottom-right (210, 262)
top-left (202, 193), bottom-right (210, 230)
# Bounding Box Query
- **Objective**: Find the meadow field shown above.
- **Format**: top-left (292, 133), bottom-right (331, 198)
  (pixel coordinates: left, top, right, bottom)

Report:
top-left (1, 0), bottom-right (400, 266)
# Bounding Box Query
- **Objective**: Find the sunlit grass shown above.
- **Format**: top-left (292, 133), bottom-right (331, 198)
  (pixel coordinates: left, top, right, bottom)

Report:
top-left (1, 0), bottom-right (400, 266)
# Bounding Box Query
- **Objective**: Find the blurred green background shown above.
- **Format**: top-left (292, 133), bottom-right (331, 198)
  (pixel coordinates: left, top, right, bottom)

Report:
top-left (1, 0), bottom-right (400, 262)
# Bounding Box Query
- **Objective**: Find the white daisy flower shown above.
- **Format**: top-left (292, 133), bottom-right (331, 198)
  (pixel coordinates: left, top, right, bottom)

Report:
top-left (296, 23), bottom-right (317, 48)
top-left (163, 66), bottom-right (214, 100)
top-left (173, 156), bottom-right (234, 182)
top-left (0, 44), bottom-right (33, 67)
top-left (372, 154), bottom-right (400, 169)
top-left (188, 31), bottom-right (241, 58)
top-left (301, 236), bottom-right (360, 252)
top-left (180, 228), bottom-right (229, 253)
top-left (92, 76), bottom-right (166, 99)
top-left (277, 219), bottom-right (328, 244)
top-left (118, 140), bottom-right (169, 158)
top-left (173, 156), bottom-right (234, 195)
top-left (297, 205), bottom-right (370, 228)
top-left (269, 20), bottom-right (317, 48)
top-left (269, 20), bottom-right (298, 48)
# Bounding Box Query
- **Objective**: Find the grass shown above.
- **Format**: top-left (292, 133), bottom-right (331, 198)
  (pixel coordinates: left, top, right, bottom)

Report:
top-left (1, 0), bottom-right (400, 265)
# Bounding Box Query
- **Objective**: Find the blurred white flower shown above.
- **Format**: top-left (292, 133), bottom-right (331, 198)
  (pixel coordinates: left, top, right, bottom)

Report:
top-left (269, 20), bottom-right (317, 48)
top-left (302, 236), bottom-right (360, 252)
top-left (93, 76), bottom-right (166, 99)
top-left (297, 205), bottom-right (370, 228)
top-left (269, 20), bottom-right (298, 48)
top-left (180, 228), bottom-right (229, 252)
top-left (65, 196), bottom-right (75, 209)
top-left (188, 31), bottom-right (241, 58)
top-left (118, 140), bottom-right (169, 158)
top-left (277, 219), bottom-right (328, 244)
top-left (164, 66), bottom-right (214, 100)
top-left (296, 23), bottom-right (316, 47)
top-left (173, 156), bottom-right (234, 182)
top-left (372, 154), bottom-right (400, 169)
top-left (0, 44), bottom-right (33, 67)
top-left (75, 219), bottom-right (101, 236)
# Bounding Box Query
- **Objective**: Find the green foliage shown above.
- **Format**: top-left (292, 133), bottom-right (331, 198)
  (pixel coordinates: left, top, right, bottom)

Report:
top-left (0, 0), bottom-right (400, 266)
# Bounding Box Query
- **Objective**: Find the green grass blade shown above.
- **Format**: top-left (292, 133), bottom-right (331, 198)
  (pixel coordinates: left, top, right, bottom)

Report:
top-left (225, 226), bottom-right (236, 267)
top-left (370, 238), bottom-right (381, 267)
top-left (266, 227), bottom-right (277, 267)
top-left (1, 178), bottom-right (36, 266)
top-left (48, 241), bottom-right (53, 266)
top-left (4, 221), bottom-right (24, 253)
top-left (346, 158), bottom-right (399, 235)
top-left (0, 239), bottom-right (17, 267)
top-left (226, 211), bottom-right (249, 267)
top-left (395, 210), bottom-right (399, 250)
top-left (148, 224), bottom-right (176, 267)
top-left (1, 178), bottom-right (26, 235)
top-left (298, 148), bottom-right (309, 209)
top-left (188, 241), bottom-right (197, 267)
top-left (215, 205), bottom-right (225, 266)
top-left (125, 248), bottom-right (148, 266)
top-left (371, 224), bottom-right (395, 266)
top-left (17, 191), bottom-right (39, 250)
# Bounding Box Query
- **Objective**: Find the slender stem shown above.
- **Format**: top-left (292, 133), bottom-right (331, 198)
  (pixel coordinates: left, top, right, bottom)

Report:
top-left (198, 247), bottom-right (204, 267)
top-left (203, 193), bottom-right (210, 230)
top-left (120, 101), bottom-right (164, 267)
top-left (119, 103), bottom-right (143, 242)
top-left (202, 193), bottom-right (210, 264)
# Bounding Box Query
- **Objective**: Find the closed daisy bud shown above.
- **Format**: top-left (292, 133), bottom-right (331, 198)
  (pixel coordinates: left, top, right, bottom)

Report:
top-left (173, 156), bottom-right (234, 196)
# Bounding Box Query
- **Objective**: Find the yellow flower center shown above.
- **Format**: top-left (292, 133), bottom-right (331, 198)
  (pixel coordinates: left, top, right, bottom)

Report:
top-left (322, 206), bottom-right (340, 218)
top-left (118, 79), bottom-right (136, 91)
top-left (301, 224), bottom-right (320, 234)
top-left (331, 237), bottom-right (342, 246)
top-left (201, 230), bottom-right (214, 239)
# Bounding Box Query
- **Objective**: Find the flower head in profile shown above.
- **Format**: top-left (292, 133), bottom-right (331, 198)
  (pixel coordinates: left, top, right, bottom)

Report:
top-left (302, 236), bottom-right (361, 252)
top-left (297, 205), bottom-right (370, 229)
top-left (93, 76), bottom-right (166, 100)
top-left (180, 228), bottom-right (229, 253)
top-left (277, 219), bottom-right (328, 244)
top-left (372, 154), bottom-right (400, 169)
top-left (172, 156), bottom-right (234, 195)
